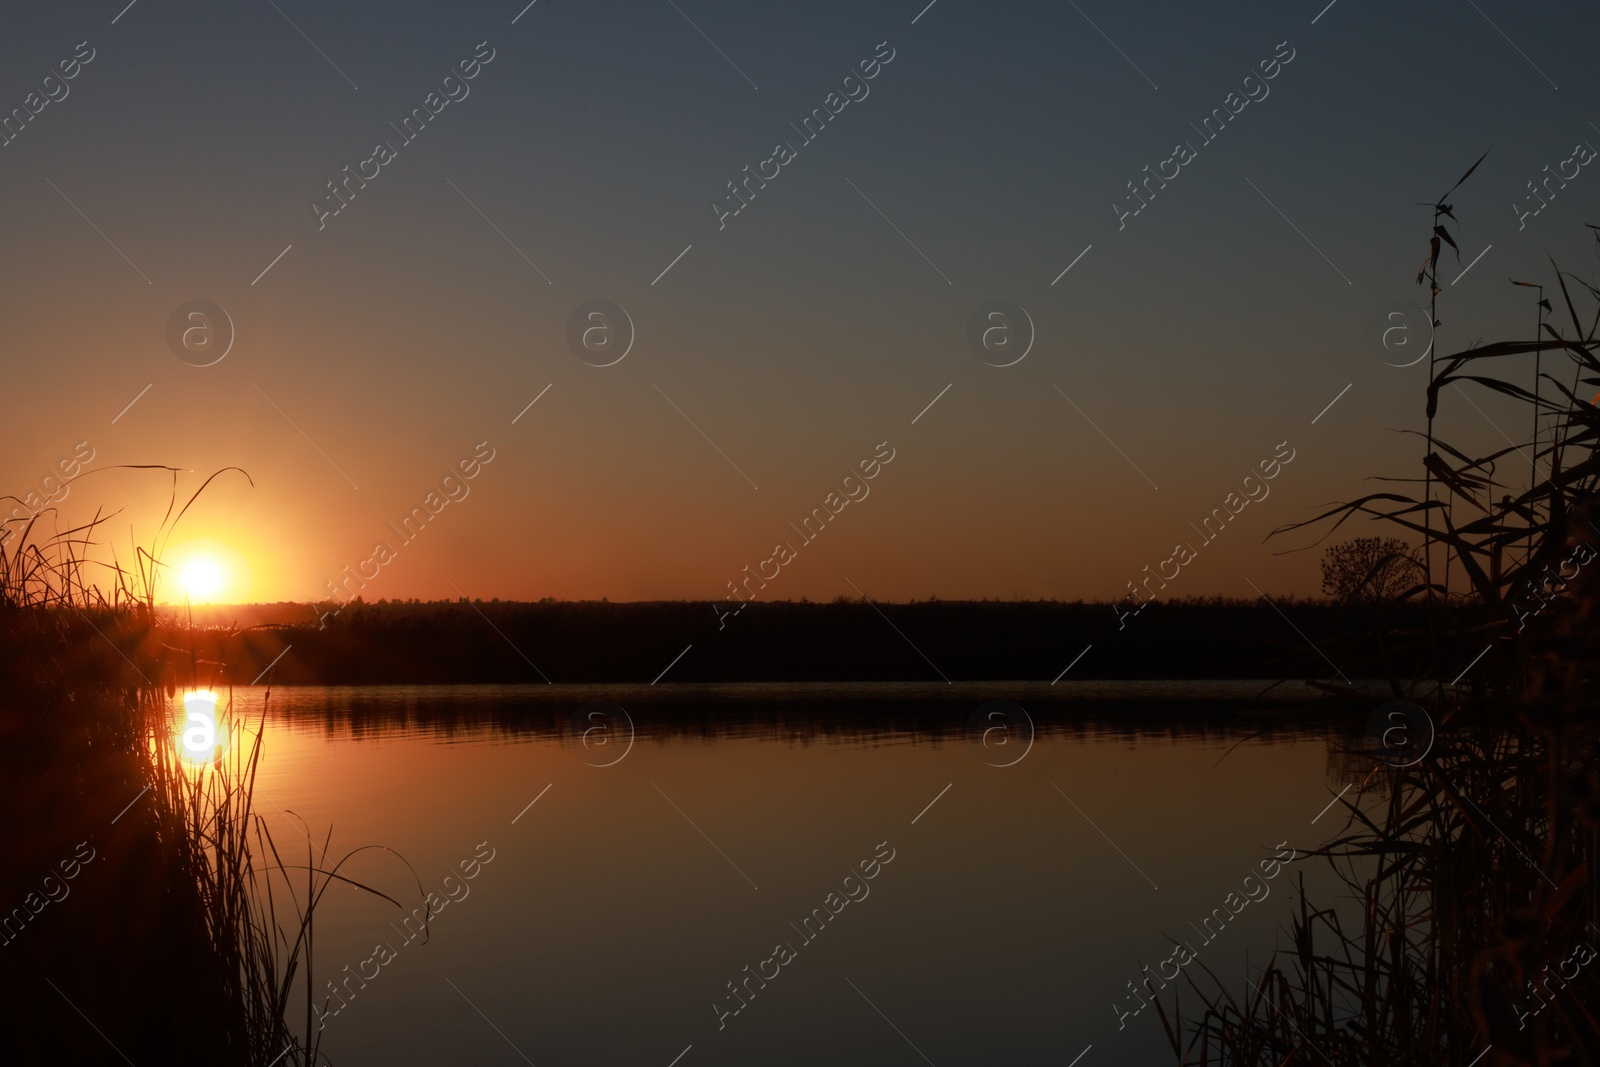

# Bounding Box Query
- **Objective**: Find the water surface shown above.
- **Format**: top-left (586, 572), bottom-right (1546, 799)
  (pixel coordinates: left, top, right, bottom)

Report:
top-left (234, 683), bottom-right (1357, 1066)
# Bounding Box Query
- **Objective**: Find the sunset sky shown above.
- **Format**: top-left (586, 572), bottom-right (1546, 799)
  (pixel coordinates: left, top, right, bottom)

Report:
top-left (3, 0), bottom-right (1596, 604)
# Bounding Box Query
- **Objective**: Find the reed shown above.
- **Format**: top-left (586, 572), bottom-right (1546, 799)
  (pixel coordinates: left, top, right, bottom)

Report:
top-left (1, 465), bottom-right (401, 1066)
top-left (1164, 183), bottom-right (1600, 1064)
top-left (141, 683), bottom-right (414, 1065)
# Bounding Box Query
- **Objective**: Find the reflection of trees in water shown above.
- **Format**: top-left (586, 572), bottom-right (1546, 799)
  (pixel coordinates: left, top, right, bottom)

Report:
top-left (1324, 737), bottom-right (1393, 793)
top-left (243, 682), bottom-right (1360, 748)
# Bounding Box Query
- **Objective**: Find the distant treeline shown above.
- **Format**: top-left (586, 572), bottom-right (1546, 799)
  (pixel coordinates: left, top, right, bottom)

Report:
top-left (170, 597), bottom-right (1429, 685)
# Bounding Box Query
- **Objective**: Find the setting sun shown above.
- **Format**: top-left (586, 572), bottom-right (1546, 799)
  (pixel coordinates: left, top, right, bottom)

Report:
top-left (161, 541), bottom-right (251, 605)
top-left (180, 557), bottom-right (225, 601)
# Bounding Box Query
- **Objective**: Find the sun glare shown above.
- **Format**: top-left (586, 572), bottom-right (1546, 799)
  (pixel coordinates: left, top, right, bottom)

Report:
top-left (160, 541), bottom-right (253, 606)
top-left (179, 557), bottom-right (226, 602)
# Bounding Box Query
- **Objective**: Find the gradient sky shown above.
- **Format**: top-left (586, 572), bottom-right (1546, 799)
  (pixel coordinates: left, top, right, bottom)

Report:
top-left (3, 0), bottom-right (1597, 604)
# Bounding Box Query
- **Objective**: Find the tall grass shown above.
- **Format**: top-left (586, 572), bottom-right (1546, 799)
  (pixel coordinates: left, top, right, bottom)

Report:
top-left (1164, 184), bottom-right (1600, 1064)
top-left (1, 465), bottom-right (397, 1066)
top-left (145, 684), bottom-right (414, 1065)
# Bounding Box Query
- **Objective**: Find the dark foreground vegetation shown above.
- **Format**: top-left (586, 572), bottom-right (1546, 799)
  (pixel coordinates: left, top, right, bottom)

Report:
top-left (0, 612), bottom-right (247, 1064)
top-left (1158, 173), bottom-right (1600, 1064)
top-left (0, 470), bottom-right (375, 1067)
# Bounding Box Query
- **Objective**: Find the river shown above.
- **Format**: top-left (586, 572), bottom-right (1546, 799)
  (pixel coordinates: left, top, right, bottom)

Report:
top-left (219, 681), bottom-right (1360, 1066)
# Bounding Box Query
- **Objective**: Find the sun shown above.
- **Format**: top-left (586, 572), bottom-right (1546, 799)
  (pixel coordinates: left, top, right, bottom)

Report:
top-left (179, 556), bottom-right (227, 602)
top-left (160, 541), bottom-right (252, 606)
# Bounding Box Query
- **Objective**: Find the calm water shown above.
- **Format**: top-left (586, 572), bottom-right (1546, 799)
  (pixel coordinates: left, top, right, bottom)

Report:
top-left (228, 683), bottom-right (1357, 1066)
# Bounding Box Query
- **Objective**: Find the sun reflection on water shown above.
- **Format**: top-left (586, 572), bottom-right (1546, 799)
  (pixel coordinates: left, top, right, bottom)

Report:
top-left (168, 689), bottom-right (233, 773)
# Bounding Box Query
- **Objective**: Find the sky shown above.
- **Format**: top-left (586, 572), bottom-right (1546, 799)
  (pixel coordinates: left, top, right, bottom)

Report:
top-left (2, 0), bottom-right (1597, 604)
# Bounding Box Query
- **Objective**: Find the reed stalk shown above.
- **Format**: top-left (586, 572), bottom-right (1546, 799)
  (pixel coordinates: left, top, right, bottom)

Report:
top-left (1167, 197), bottom-right (1600, 1064)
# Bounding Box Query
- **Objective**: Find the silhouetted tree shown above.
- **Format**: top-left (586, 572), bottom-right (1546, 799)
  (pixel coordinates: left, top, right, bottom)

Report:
top-left (1320, 536), bottom-right (1423, 602)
